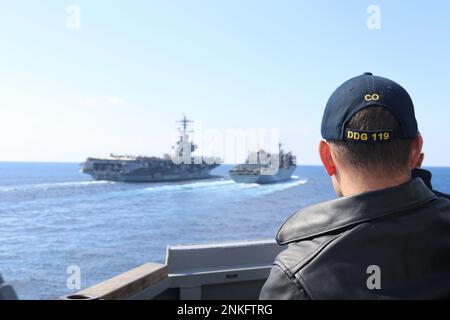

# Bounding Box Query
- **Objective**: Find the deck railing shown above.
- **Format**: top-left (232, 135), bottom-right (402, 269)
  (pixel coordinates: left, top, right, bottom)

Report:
top-left (62, 239), bottom-right (282, 300)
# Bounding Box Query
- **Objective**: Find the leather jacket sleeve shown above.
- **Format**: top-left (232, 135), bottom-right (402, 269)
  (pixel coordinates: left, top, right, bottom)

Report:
top-left (259, 264), bottom-right (310, 300)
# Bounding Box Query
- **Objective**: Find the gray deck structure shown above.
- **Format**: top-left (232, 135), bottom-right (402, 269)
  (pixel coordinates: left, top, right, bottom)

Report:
top-left (63, 240), bottom-right (283, 300)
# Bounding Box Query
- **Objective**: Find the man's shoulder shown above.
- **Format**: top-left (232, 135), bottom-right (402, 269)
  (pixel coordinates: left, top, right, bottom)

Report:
top-left (274, 233), bottom-right (343, 276)
top-left (423, 194), bottom-right (450, 214)
top-left (434, 190), bottom-right (450, 201)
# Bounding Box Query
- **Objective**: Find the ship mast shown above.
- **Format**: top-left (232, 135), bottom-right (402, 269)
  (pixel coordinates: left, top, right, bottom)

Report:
top-left (177, 114), bottom-right (194, 136)
top-left (174, 114), bottom-right (197, 160)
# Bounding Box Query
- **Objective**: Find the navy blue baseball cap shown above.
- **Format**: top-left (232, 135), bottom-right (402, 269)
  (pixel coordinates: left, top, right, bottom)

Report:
top-left (321, 72), bottom-right (418, 143)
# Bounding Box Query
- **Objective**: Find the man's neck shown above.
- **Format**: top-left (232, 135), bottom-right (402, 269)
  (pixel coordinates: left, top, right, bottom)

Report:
top-left (339, 172), bottom-right (411, 196)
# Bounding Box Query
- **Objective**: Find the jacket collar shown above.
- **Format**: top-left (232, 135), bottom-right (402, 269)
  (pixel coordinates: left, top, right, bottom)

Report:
top-left (411, 168), bottom-right (433, 189)
top-left (276, 178), bottom-right (437, 245)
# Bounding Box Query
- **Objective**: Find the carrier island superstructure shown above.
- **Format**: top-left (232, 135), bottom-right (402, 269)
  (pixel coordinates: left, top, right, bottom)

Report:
top-left (81, 115), bottom-right (221, 182)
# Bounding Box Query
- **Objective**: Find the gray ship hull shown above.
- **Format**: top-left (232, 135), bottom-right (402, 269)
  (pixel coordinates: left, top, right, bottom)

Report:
top-left (87, 169), bottom-right (215, 182)
top-left (229, 166), bottom-right (296, 184)
top-left (82, 158), bottom-right (220, 183)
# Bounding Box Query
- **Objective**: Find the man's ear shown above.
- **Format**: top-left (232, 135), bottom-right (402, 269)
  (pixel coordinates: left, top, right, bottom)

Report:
top-left (319, 140), bottom-right (336, 176)
top-left (415, 153), bottom-right (425, 168)
top-left (410, 134), bottom-right (424, 169)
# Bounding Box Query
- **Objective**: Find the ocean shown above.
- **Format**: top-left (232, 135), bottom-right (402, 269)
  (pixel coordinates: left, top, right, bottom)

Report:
top-left (0, 162), bottom-right (449, 300)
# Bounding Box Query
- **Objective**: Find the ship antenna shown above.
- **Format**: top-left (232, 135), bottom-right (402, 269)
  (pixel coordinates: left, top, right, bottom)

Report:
top-left (177, 113), bottom-right (194, 134)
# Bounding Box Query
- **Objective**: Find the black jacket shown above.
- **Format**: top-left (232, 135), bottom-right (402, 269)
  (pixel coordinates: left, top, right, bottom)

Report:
top-left (412, 168), bottom-right (450, 199)
top-left (260, 178), bottom-right (450, 299)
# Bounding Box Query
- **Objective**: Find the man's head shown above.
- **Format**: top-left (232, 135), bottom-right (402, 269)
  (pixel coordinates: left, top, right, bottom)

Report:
top-left (319, 73), bottom-right (423, 196)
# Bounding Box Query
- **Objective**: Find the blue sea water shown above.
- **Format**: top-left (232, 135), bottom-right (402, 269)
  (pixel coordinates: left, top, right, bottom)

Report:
top-left (0, 162), bottom-right (449, 300)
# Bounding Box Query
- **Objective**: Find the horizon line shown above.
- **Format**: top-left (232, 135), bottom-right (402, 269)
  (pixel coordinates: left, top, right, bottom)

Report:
top-left (0, 160), bottom-right (449, 169)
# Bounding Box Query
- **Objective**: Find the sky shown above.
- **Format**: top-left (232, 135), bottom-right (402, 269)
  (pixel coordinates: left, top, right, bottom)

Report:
top-left (0, 0), bottom-right (449, 165)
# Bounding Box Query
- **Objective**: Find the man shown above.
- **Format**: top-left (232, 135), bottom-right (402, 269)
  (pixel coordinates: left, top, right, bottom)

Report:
top-left (260, 73), bottom-right (450, 299)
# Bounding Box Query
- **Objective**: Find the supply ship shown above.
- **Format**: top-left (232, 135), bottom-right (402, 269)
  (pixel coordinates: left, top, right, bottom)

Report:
top-left (229, 145), bottom-right (296, 184)
top-left (81, 115), bottom-right (221, 182)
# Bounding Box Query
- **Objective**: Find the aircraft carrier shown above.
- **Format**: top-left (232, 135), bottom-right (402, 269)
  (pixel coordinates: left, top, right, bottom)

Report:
top-left (81, 115), bottom-right (221, 182)
top-left (229, 145), bottom-right (296, 184)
